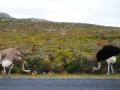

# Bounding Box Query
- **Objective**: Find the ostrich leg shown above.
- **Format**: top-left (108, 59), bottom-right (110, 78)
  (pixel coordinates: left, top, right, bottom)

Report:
top-left (111, 64), bottom-right (114, 74)
top-left (107, 63), bottom-right (110, 75)
top-left (8, 67), bottom-right (11, 77)
top-left (8, 64), bottom-right (14, 77)
top-left (3, 67), bottom-right (6, 78)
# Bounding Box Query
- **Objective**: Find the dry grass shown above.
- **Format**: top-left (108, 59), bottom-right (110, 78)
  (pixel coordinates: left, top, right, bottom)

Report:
top-left (1, 73), bottom-right (120, 79)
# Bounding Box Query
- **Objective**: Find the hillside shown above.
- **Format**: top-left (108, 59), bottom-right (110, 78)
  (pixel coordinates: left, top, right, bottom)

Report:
top-left (0, 12), bottom-right (12, 18)
top-left (0, 16), bottom-right (120, 32)
top-left (0, 13), bottom-right (120, 56)
top-left (0, 13), bottom-right (120, 73)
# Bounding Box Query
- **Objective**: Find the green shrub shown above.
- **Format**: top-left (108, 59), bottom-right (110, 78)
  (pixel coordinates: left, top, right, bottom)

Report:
top-left (65, 50), bottom-right (82, 73)
top-left (25, 55), bottom-right (43, 73)
top-left (66, 60), bottom-right (81, 73)
top-left (55, 49), bottom-right (72, 67)
top-left (50, 49), bottom-right (73, 72)
top-left (12, 66), bottom-right (21, 74)
top-left (51, 58), bottom-right (65, 73)
top-left (42, 58), bottom-right (52, 72)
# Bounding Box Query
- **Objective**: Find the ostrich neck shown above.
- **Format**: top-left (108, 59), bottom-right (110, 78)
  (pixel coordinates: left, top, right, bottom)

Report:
top-left (95, 62), bottom-right (101, 70)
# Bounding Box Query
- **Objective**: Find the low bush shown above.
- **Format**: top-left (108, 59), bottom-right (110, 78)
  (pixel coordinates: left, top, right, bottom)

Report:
top-left (42, 58), bottom-right (52, 72)
top-left (25, 55), bottom-right (43, 73)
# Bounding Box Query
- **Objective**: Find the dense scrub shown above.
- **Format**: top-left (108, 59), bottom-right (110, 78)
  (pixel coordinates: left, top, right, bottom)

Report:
top-left (0, 18), bottom-right (120, 74)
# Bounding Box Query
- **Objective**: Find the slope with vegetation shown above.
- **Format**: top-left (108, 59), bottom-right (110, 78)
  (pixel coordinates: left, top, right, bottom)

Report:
top-left (0, 13), bottom-right (120, 74)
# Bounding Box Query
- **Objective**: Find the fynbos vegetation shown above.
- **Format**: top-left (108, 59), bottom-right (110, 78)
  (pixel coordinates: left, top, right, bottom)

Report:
top-left (0, 13), bottom-right (120, 74)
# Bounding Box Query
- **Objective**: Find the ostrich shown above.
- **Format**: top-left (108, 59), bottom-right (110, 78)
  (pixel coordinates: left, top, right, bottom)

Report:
top-left (0, 48), bottom-right (31, 77)
top-left (93, 45), bottom-right (120, 75)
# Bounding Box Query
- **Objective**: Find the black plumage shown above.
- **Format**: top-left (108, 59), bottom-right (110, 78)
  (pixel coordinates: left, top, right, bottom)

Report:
top-left (97, 45), bottom-right (120, 62)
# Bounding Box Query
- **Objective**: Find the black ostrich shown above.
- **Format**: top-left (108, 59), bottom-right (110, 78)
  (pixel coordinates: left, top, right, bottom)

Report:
top-left (93, 45), bottom-right (120, 75)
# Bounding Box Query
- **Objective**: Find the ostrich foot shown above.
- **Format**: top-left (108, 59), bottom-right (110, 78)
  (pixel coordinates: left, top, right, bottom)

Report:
top-left (104, 73), bottom-right (110, 76)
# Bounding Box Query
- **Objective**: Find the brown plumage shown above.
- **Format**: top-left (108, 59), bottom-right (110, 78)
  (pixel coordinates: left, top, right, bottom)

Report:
top-left (0, 48), bottom-right (31, 77)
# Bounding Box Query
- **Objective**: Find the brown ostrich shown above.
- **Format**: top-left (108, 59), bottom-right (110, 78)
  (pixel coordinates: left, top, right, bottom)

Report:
top-left (0, 48), bottom-right (31, 77)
